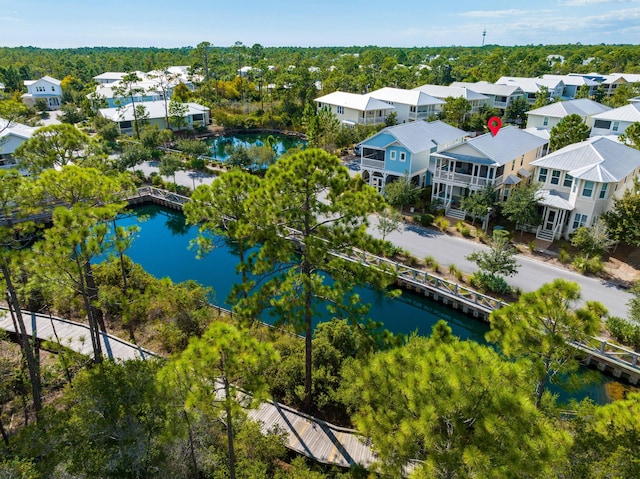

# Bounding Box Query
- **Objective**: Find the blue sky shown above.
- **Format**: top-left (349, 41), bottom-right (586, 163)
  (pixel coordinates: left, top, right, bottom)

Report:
top-left (1, 0), bottom-right (639, 48)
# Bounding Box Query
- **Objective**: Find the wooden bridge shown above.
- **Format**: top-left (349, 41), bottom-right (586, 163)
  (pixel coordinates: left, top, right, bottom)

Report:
top-left (0, 306), bottom-right (378, 470)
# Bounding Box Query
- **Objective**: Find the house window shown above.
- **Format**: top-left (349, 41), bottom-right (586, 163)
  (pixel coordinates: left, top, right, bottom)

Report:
top-left (192, 113), bottom-right (204, 121)
top-left (399, 152), bottom-right (406, 162)
top-left (337, 106), bottom-right (344, 114)
top-left (582, 180), bottom-right (594, 197)
top-left (599, 183), bottom-right (608, 199)
top-left (503, 187), bottom-right (510, 201)
top-left (410, 106), bottom-right (416, 113)
top-left (543, 116), bottom-right (549, 126)
top-left (51, 86), bottom-right (55, 91)
top-left (538, 167), bottom-right (548, 182)
top-left (390, 151), bottom-right (397, 161)
top-left (119, 120), bottom-right (132, 129)
top-left (550, 170), bottom-right (561, 185)
top-left (594, 120), bottom-right (611, 129)
top-left (572, 213), bottom-right (588, 229)
top-left (613, 121), bottom-right (620, 132)
top-left (563, 173), bottom-right (573, 188)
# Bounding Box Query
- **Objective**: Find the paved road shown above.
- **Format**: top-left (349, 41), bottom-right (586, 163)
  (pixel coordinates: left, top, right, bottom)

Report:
top-left (368, 216), bottom-right (632, 319)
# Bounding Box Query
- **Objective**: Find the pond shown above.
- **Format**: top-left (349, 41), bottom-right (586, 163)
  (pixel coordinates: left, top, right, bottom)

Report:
top-left (205, 132), bottom-right (306, 161)
top-left (117, 204), bottom-right (613, 404)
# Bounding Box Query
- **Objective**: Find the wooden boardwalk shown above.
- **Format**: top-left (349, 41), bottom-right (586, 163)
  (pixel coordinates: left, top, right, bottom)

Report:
top-left (0, 306), bottom-right (378, 470)
top-left (0, 307), bottom-right (156, 361)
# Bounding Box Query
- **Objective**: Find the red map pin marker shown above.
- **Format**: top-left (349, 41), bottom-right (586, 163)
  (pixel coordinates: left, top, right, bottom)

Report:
top-left (488, 116), bottom-right (502, 136)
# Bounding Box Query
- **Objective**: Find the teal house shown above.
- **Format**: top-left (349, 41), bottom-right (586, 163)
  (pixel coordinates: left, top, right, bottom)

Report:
top-left (357, 120), bottom-right (467, 191)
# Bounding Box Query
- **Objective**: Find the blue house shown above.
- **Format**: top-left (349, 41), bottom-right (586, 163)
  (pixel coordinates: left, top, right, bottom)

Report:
top-left (357, 120), bottom-right (467, 191)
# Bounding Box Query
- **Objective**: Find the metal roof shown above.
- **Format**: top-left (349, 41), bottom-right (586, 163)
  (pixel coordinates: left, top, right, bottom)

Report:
top-left (366, 87), bottom-right (444, 106)
top-left (495, 76), bottom-right (563, 94)
top-left (450, 81), bottom-right (524, 97)
top-left (314, 91), bottom-right (395, 112)
top-left (591, 102), bottom-right (640, 123)
top-left (539, 189), bottom-right (574, 210)
top-left (411, 84), bottom-right (489, 102)
top-left (542, 74), bottom-right (599, 87)
top-left (526, 99), bottom-right (611, 118)
top-left (436, 126), bottom-right (547, 167)
top-left (531, 136), bottom-right (640, 182)
top-left (359, 120), bottom-right (467, 154)
top-left (99, 100), bottom-right (208, 122)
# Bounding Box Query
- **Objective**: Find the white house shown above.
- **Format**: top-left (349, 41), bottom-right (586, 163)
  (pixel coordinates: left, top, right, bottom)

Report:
top-left (431, 126), bottom-right (548, 213)
top-left (411, 84), bottom-right (489, 113)
top-left (93, 72), bottom-right (130, 84)
top-left (364, 87), bottom-right (444, 123)
top-left (541, 74), bottom-right (599, 99)
top-left (90, 68), bottom-right (196, 108)
top-left (601, 73), bottom-right (640, 97)
top-left (590, 102), bottom-right (640, 137)
top-left (314, 91), bottom-right (395, 126)
top-left (22, 76), bottom-right (63, 110)
top-left (530, 137), bottom-right (640, 240)
top-left (98, 100), bottom-right (210, 135)
top-left (357, 120), bottom-right (467, 190)
top-left (525, 99), bottom-right (611, 130)
top-left (495, 76), bottom-right (564, 104)
top-left (0, 118), bottom-right (37, 168)
top-left (450, 81), bottom-right (526, 112)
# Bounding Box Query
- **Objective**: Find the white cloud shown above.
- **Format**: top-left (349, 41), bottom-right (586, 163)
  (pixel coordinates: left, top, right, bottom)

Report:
top-left (560, 0), bottom-right (637, 6)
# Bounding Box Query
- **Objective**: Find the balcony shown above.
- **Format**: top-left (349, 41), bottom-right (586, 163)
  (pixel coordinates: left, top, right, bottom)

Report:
top-left (361, 158), bottom-right (385, 170)
top-left (433, 170), bottom-right (493, 188)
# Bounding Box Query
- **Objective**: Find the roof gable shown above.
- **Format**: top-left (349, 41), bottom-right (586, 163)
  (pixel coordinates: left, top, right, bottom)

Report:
top-left (314, 91), bottom-right (395, 112)
top-left (531, 136), bottom-right (640, 182)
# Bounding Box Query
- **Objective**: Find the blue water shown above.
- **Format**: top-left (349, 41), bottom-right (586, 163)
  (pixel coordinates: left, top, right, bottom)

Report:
top-left (116, 204), bottom-right (612, 404)
top-left (206, 133), bottom-right (306, 161)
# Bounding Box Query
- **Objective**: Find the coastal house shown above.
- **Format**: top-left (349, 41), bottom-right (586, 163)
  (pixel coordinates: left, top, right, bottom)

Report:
top-left (530, 137), bottom-right (640, 240)
top-left (495, 76), bottom-right (564, 104)
top-left (541, 74), bottom-right (599, 99)
top-left (601, 73), bottom-right (640, 97)
top-left (450, 81), bottom-right (526, 112)
top-left (590, 101), bottom-right (640, 137)
top-left (357, 120), bottom-right (467, 191)
top-left (314, 91), bottom-right (395, 126)
top-left (525, 99), bottom-right (611, 130)
top-left (411, 84), bottom-right (489, 114)
top-left (364, 87), bottom-right (444, 123)
top-left (431, 126), bottom-right (548, 215)
top-left (22, 76), bottom-right (63, 110)
top-left (0, 118), bottom-right (36, 169)
top-left (90, 67), bottom-right (195, 108)
top-left (98, 100), bottom-right (210, 135)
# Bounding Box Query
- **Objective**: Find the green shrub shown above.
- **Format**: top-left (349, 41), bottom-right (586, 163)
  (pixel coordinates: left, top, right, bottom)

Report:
top-left (435, 217), bottom-right (450, 231)
top-left (528, 240), bottom-right (537, 252)
top-left (492, 229), bottom-right (511, 242)
top-left (460, 225), bottom-right (471, 237)
top-left (558, 247), bottom-right (571, 264)
top-left (424, 256), bottom-right (436, 268)
top-left (150, 173), bottom-right (164, 187)
top-left (419, 213), bottom-right (434, 226)
top-left (573, 255), bottom-right (604, 275)
top-left (469, 272), bottom-right (511, 294)
top-left (606, 316), bottom-right (640, 349)
top-left (476, 229), bottom-right (487, 243)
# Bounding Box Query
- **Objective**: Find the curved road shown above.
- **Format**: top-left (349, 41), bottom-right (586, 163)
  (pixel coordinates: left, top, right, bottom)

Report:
top-left (368, 217), bottom-right (632, 319)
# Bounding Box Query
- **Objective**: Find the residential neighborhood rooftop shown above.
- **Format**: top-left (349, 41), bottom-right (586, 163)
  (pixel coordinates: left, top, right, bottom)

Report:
top-left (365, 87), bottom-right (444, 106)
top-left (591, 102), bottom-right (640, 123)
top-left (531, 136), bottom-right (640, 182)
top-left (315, 91), bottom-right (395, 111)
top-left (525, 98), bottom-right (611, 118)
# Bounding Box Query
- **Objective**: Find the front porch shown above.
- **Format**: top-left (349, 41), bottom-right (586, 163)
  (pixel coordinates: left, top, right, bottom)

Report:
top-left (535, 190), bottom-right (574, 241)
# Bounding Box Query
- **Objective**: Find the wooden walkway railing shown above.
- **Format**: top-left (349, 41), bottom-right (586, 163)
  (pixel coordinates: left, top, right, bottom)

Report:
top-left (0, 306), bottom-right (378, 470)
